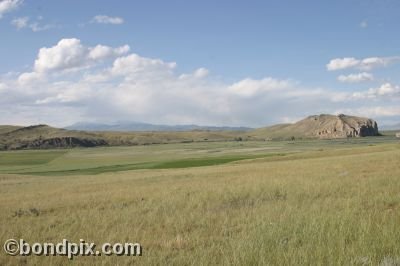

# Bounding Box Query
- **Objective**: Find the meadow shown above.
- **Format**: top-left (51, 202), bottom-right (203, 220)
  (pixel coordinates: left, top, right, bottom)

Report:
top-left (0, 137), bottom-right (399, 265)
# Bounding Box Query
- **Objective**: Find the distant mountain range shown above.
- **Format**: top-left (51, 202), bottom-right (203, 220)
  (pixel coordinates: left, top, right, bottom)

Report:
top-left (66, 121), bottom-right (253, 132)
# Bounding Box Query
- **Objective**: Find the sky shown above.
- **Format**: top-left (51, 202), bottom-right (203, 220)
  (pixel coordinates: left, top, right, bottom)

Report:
top-left (0, 0), bottom-right (399, 127)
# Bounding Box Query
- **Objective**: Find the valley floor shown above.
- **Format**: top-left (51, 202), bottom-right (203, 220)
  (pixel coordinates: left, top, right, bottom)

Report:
top-left (0, 138), bottom-right (399, 265)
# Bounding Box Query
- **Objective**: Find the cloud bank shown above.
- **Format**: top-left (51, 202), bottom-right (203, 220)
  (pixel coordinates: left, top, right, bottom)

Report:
top-left (327, 56), bottom-right (400, 71)
top-left (1, 38), bottom-right (399, 127)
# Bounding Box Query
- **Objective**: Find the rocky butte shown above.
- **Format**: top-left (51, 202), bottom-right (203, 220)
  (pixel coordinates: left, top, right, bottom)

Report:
top-left (298, 114), bottom-right (379, 138)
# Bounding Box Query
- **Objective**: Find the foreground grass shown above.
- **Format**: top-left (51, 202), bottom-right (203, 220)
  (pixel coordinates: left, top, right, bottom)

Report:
top-left (0, 141), bottom-right (399, 265)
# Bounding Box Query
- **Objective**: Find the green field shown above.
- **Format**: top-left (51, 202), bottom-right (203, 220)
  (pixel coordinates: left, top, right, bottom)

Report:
top-left (0, 137), bottom-right (400, 265)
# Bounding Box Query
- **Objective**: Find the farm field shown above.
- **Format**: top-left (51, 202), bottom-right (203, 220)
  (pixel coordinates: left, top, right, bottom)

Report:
top-left (0, 137), bottom-right (400, 265)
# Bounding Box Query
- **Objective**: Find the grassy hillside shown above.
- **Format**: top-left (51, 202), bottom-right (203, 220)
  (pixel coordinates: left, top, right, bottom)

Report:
top-left (0, 124), bottom-right (99, 150)
top-left (251, 123), bottom-right (301, 140)
top-left (0, 125), bottom-right (22, 134)
top-left (0, 140), bottom-right (399, 265)
top-left (0, 124), bottom-right (256, 150)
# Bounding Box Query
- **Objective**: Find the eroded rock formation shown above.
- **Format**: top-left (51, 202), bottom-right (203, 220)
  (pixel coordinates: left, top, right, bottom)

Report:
top-left (302, 114), bottom-right (379, 138)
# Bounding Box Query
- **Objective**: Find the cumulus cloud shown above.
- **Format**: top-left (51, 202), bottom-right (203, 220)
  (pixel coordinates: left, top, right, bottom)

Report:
top-left (88, 44), bottom-right (130, 60)
top-left (327, 56), bottom-right (400, 71)
top-left (193, 68), bottom-right (209, 78)
top-left (32, 38), bottom-right (130, 73)
top-left (0, 0), bottom-right (22, 18)
top-left (34, 39), bottom-right (86, 72)
top-left (369, 83), bottom-right (400, 97)
top-left (91, 15), bottom-right (124, 25)
top-left (351, 83), bottom-right (400, 99)
top-left (111, 53), bottom-right (176, 77)
top-left (337, 72), bottom-right (374, 83)
top-left (2, 38), bottom-right (400, 127)
top-left (17, 71), bottom-right (44, 85)
top-left (327, 57), bottom-right (360, 71)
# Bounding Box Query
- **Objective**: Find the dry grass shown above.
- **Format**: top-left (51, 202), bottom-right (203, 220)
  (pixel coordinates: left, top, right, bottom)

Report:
top-left (0, 142), bottom-right (400, 265)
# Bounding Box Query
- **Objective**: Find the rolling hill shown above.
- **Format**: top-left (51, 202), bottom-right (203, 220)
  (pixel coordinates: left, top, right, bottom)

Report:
top-left (0, 125), bottom-right (107, 150)
top-left (0, 124), bottom-right (250, 150)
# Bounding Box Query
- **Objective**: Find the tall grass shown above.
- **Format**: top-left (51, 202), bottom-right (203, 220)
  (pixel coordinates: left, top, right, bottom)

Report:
top-left (0, 142), bottom-right (399, 265)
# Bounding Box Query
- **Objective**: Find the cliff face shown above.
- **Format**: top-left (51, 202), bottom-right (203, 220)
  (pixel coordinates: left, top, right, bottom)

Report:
top-left (245, 114), bottom-right (381, 140)
top-left (6, 137), bottom-right (108, 150)
top-left (300, 114), bottom-right (379, 138)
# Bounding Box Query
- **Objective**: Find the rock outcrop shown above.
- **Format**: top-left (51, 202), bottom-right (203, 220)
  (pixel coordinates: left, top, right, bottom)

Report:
top-left (298, 114), bottom-right (379, 138)
top-left (6, 137), bottom-right (108, 150)
top-left (0, 124), bottom-right (109, 150)
top-left (251, 114), bottom-right (380, 140)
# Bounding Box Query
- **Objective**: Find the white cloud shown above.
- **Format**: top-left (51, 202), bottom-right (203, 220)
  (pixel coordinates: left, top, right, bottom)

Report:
top-left (0, 82), bottom-right (6, 91)
top-left (35, 82), bottom-right (93, 104)
top-left (359, 57), bottom-right (396, 70)
top-left (372, 83), bottom-right (400, 96)
top-left (327, 56), bottom-right (400, 71)
top-left (111, 53), bottom-right (176, 77)
top-left (193, 68), bottom-right (209, 78)
top-left (229, 78), bottom-right (292, 97)
top-left (32, 38), bottom-right (129, 73)
top-left (88, 44), bottom-right (130, 60)
top-left (336, 106), bottom-right (400, 118)
top-left (11, 16), bottom-right (54, 32)
top-left (337, 72), bottom-right (374, 83)
top-left (11, 16), bottom-right (27, 28)
top-left (91, 15), bottom-right (124, 25)
top-left (179, 68), bottom-right (209, 80)
top-left (2, 38), bottom-right (400, 127)
top-left (327, 57), bottom-right (360, 71)
top-left (34, 38), bottom-right (87, 72)
top-left (17, 71), bottom-right (44, 85)
top-left (29, 22), bottom-right (54, 32)
top-left (0, 0), bottom-right (22, 18)
top-left (351, 83), bottom-right (400, 99)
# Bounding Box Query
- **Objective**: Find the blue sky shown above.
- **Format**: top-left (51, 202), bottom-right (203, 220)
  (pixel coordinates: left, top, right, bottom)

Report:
top-left (0, 0), bottom-right (399, 127)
